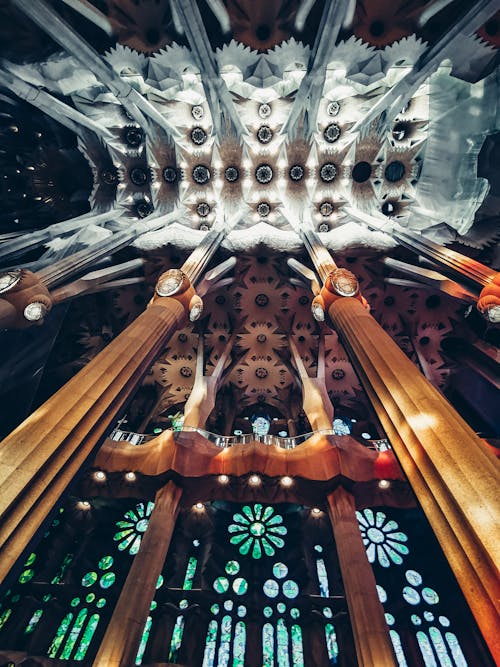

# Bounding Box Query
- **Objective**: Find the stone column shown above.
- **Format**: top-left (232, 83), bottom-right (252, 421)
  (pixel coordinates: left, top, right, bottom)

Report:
top-left (93, 481), bottom-right (182, 666)
top-left (0, 294), bottom-right (186, 584)
top-left (327, 486), bottom-right (396, 666)
top-left (328, 296), bottom-right (500, 662)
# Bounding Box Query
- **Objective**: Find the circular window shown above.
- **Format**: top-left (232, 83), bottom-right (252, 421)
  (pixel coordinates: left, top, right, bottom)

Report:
top-left (422, 587), bottom-right (439, 605)
top-left (405, 570), bottom-right (423, 586)
top-left (226, 560), bottom-right (240, 575)
top-left (263, 579), bottom-right (279, 598)
top-left (233, 577), bottom-right (248, 595)
top-left (191, 127), bottom-right (207, 145)
top-left (257, 126), bottom-right (273, 144)
top-left (82, 572), bottom-right (98, 587)
top-left (402, 586), bottom-right (420, 605)
top-left (225, 166), bottom-right (239, 182)
top-left (99, 572), bottom-right (116, 589)
top-left (324, 123), bottom-right (340, 143)
top-left (257, 202), bottom-right (271, 217)
top-left (352, 161), bottom-right (372, 183)
top-left (130, 167), bottom-right (148, 186)
top-left (213, 577), bottom-right (230, 593)
top-left (192, 165), bottom-right (211, 185)
top-left (282, 580), bottom-right (299, 599)
top-left (255, 164), bottom-right (273, 184)
top-left (385, 161), bottom-right (406, 182)
top-left (289, 164), bottom-right (304, 181)
top-left (320, 163), bottom-right (337, 183)
top-left (273, 563), bottom-right (288, 579)
top-left (197, 202), bottom-right (210, 217)
top-left (163, 166), bottom-right (177, 183)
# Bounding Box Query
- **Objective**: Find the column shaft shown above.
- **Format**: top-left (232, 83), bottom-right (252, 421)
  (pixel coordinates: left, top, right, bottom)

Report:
top-left (93, 481), bottom-right (182, 666)
top-left (327, 486), bottom-right (396, 666)
top-left (329, 296), bottom-right (500, 661)
top-left (0, 299), bottom-right (185, 584)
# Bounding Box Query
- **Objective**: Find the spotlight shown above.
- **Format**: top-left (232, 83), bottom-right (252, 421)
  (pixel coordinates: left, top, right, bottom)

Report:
top-left (77, 501), bottom-right (91, 511)
top-left (125, 471), bottom-right (136, 482)
top-left (280, 476), bottom-right (293, 487)
top-left (218, 474), bottom-right (229, 484)
top-left (248, 474), bottom-right (261, 487)
top-left (93, 471), bottom-right (106, 482)
top-left (311, 508), bottom-right (322, 515)
top-left (194, 502), bottom-right (204, 511)
top-left (378, 479), bottom-right (391, 490)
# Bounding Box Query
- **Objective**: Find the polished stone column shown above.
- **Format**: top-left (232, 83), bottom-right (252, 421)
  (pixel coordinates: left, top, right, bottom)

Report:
top-left (327, 486), bottom-right (396, 667)
top-left (93, 481), bottom-right (182, 666)
top-left (328, 296), bottom-right (500, 662)
top-left (0, 295), bottom-right (186, 584)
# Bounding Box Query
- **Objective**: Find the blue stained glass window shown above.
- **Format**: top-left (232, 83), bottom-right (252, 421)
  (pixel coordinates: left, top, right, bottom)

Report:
top-left (333, 418), bottom-right (351, 435)
top-left (417, 631), bottom-right (438, 667)
top-left (445, 633), bottom-right (468, 667)
top-left (325, 623), bottom-right (339, 664)
top-left (429, 627), bottom-right (453, 667)
top-left (390, 630), bottom-right (409, 667)
top-left (291, 624), bottom-right (304, 666)
top-left (24, 608), bottom-right (43, 634)
top-left (202, 620), bottom-right (218, 667)
top-left (232, 621), bottom-right (246, 666)
top-left (61, 608), bottom-right (88, 659)
top-left (316, 558), bottom-right (329, 597)
top-left (75, 613), bottom-right (100, 661)
top-left (277, 618), bottom-right (290, 667)
top-left (217, 615), bottom-right (232, 667)
top-left (262, 623), bottom-right (274, 667)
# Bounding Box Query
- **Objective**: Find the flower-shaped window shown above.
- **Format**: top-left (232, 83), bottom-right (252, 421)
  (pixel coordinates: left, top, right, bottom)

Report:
top-left (229, 504), bottom-right (287, 559)
top-left (356, 509), bottom-right (409, 567)
top-left (114, 501), bottom-right (154, 555)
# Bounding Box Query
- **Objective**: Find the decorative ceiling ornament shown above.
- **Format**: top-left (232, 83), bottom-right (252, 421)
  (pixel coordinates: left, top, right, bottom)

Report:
top-left (104, 0), bottom-right (175, 54)
top-left (352, 0), bottom-right (428, 48)
top-left (225, 0), bottom-right (300, 52)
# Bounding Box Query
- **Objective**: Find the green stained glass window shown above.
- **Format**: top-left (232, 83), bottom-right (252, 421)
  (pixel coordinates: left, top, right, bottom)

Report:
top-left (74, 613), bottom-right (100, 661)
top-left (99, 572), bottom-right (116, 589)
top-left (156, 574), bottom-right (164, 589)
top-left (263, 606), bottom-right (273, 618)
top-left (422, 588), bottom-right (439, 605)
top-left (48, 612), bottom-right (73, 657)
top-left (0, 609), bottom-right (11, 632)
top-left (168, 615), bottom-right (185, 662)
top-left (183, 556), bottom-right (197, 590)
top-left (85, 593), bottom-right (95, 603)
top-left (262, 623), bottom-right (274, 667)
top-left (232, 621), bottom-right (246, 666)
top-left (135, 615), bottom-right (152, 665)
top-left (232, 577), bottom-right (248, 595)
top-left (96, 598), bottom-right (106, 608)
top-left (25, 553), bottom-right (36, 566)
top-left (214, 577), bottom-right (230, 594)
top-left (24, 608), bottom-right (43, 635)
top-left (316, 558), bottom-right (329, 597)
top-left (416, 631), bottom-right (436, 666)
top-left (51, 553), bottom-right (74, 584)
top-left (81, 571), bottom-right (97, 587)
top-left (277, 618), bottom-right (290, 667)
top-left (211, 603), bottom-right (220, 615)
top-left (229, 505), bottom-right (287, 559)
top-left (18, 569), bottom-right (34, 584)
top-left (98, 556), bottom-right (114, 570)
top-left (71, 597), bottom-right (80, 607)
top-left (325, 623), bottom-right (339, 664)
top-left (291, 624), bottom-right (304, 666)
top-left (263, 579), bottom-right (279, 598)
top-left (290, 608), bottom-right (300, 619)
top-left (445, 633), bottom-right (467, 667)
top-left (114, 502), bottom-right (154, 555)
top-left (282, 580), bottom-right (299, 599)
top-left (202, 619), bottom-right (218, 667)
top-left (273, 562), bottom-right (288, 579)
top-left (61, 608), bottom-right (88, 659)
top-left (237, 605), bottom-right (246, 618)
top-left (429, 627), bottom-right (453, 667)
top-left (225, 560), bottom-right (240, 575)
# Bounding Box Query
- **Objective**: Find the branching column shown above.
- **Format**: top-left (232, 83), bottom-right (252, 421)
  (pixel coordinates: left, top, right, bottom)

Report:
top-left (93, 481), bottom-right (182, 666)
top-left (327, 486), bottom-right (396, 666)
top-left (328, 296), bottom-right (500, 661)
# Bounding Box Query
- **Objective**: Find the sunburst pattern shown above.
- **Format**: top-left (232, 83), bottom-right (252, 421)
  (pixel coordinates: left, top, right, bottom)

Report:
top-left (357, 509), bottom-right (409, 567)
top-left (229, 504), bottom-right (287, 559)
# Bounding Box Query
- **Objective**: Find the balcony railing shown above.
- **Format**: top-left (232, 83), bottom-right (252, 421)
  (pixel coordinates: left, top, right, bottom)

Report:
top-left (108, 427), bottom-right (391, 452)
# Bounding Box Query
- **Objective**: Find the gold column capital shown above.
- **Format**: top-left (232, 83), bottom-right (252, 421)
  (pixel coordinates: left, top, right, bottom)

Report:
top-left (0, 268), bottom-right (52, 328)
top-left (152, 268), bottom-right (203, 322)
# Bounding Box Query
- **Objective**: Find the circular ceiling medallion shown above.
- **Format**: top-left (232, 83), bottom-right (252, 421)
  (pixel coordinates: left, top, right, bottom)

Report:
top-left (255, 164), bottom-right (273, 184)
top-left (130, 167), bottom-right (148, 186)
top-left (197, 202), bottom-right (210, 217)
top-left (163, 166), bottom-right (178, 183)
top-left (101, 169), bottom-right (117, 185)
top-left (255, 367), bottom-right (268, 378)
top-left (192, 165), bottom-right (211, 185)
top-left (319, 201), bottom-right (334, 216)
top-left (257, 126), bottom-right (273, 144)
top-left (257, 333), bottom-right (267, 343)
top-left (257, 202), bottom-right (271, 217)
top-left (327, 101), bottom-right (340, 116)
top-left (156, 269), bottom-right (187, 297)
top-left (332, 368), bottom-right (346, 380)
top-left (135, 199), bottom-right (154, 218)
top-left (124, 126), bottom-right (143, 147)
top-left (320, 163), bottom-right (337, 183)
top-left (180, 366), bottom-right (192, 377)
top-left (324, 123), bottom-right (340, 143)
top-left (352, 161), bottom-right (372, 183)
top-left (385, 161), bottom-right (406, 183)
top-left (328, 268), bottom-right (359, 297)
top-left (191, 105), bottom-right (204, 120)
top-left (289, 165), bottom-right (304, 181)
top-left (255, 293), bottom-right (269, 307)
top-left (225, 166), bottom-right (239, 182)
top-left (258, 103), bottom-right (272, 119)
top-left (191, 127), bottom-right (207, 145)
top-left (318, 223), bottom-right (329, 233)
top-left (0, 269), bottom-right (22, 294)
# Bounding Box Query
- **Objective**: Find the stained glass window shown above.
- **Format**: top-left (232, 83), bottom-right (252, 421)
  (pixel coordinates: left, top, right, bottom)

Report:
top-left (229, 504), bottom-right (287, 558)
top-left (183, 556), bottom-right (197, 590)
top-left (168, 614), bottom-right (185, 663)
top-left (358, 507), bottom-right (474, 667)
top-left (252, 415), bottom-right (271, 436)
top-left (325, 623), bottom-right (339, 664)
